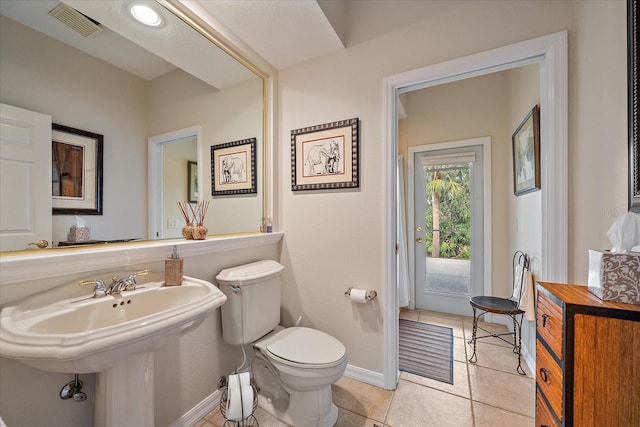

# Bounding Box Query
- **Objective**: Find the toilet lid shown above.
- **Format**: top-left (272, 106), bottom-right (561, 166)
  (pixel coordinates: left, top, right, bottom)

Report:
top-left (266, 327), bottom-right (345, 366)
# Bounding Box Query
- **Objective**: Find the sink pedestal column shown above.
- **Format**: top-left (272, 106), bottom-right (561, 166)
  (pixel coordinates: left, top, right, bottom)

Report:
top-left (95, 352), bottom-right (154, 427)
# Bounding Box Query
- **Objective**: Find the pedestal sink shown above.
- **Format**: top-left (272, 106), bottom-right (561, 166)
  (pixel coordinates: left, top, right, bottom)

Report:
top-left (0, 275), bottom-right (227, 427)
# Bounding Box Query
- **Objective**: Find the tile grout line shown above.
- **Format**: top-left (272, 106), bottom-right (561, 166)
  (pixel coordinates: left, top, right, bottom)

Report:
top-left (381, 381), bottom-right (399, 427)
top-left (461, 314), bottom-right (478, 427)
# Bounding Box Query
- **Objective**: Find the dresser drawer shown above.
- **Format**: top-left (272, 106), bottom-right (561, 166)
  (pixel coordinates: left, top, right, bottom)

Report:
top-left (537, 290), bottom-right (563, 359)
top-left (536, 388), bottom-right (560, 427)
top-left (536, 339), bottom-right (563, 421)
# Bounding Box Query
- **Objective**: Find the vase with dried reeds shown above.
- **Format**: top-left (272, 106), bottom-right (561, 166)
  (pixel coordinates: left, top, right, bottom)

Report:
top-left (177, 201), bottom-right (194, 239)
top-left (191, 201), bottom-right (209, 240)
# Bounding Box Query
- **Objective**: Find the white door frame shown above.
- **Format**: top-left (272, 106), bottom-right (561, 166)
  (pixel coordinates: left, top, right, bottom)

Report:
top-left (148, 125), bottom-right (202, 240)
top-left (382, 31), bottom-right (568, 389)
top-left (408, 137), bottom-right (491, 313)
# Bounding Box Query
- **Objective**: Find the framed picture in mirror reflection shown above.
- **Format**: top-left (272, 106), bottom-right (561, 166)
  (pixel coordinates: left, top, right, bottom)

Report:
top-left (211, 137), bottom-right (257, 196)
top-left (188, 161), bottom-right (198, 203)
top-left (52, 124), bottom-right (103, 215)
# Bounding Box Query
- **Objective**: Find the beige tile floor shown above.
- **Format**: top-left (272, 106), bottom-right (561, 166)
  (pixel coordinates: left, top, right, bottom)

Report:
top-left (196, 309), bottom-right (535, 427)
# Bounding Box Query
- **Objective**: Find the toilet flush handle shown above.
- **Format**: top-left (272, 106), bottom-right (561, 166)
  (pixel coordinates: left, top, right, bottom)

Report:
top-left (228, 285), bottom-right (241, 294)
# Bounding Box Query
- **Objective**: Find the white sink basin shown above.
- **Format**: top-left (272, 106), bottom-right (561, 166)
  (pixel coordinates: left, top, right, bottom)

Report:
top-left (0, 275), bottom-right (226, 373)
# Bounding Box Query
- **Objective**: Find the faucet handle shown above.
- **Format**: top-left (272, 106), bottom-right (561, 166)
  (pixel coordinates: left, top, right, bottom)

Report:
top-left (131, 269), bottom-right (149, 279)
top-left (78, 279), bottom-right (108, 298)
top-left (123, 269), bottom-right (149, 291)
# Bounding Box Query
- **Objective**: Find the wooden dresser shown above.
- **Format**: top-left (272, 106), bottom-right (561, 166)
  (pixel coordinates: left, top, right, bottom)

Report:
top-left (535, 282), bottom-right (640, 427)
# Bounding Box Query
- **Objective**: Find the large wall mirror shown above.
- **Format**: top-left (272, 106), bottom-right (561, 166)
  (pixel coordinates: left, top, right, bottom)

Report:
top-left (0, 0), bottom-right (266, 252)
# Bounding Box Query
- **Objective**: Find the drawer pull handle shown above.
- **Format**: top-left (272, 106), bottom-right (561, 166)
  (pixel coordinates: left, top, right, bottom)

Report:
top-left (539, 367), bottom-right (549, 382)
top-left (542, 314), bottom-right (550, 327)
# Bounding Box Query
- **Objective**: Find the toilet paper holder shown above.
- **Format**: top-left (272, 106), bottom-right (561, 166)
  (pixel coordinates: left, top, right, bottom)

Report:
top-left (219, 376), bottom-right (258, 427)
top-left (344, 287), bottom-right (377, 301)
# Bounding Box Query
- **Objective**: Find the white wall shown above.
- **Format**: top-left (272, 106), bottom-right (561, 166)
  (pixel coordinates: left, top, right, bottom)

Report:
top-left (278, 0), bottom-right (626, 378)
top-left (0, 16), bottom-right (148, 244)
top-left (571, 1), bottom-right (628, 274)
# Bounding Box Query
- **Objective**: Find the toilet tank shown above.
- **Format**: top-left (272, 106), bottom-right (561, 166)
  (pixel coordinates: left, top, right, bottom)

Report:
top-left (215, 260), bottom-right (284, 345)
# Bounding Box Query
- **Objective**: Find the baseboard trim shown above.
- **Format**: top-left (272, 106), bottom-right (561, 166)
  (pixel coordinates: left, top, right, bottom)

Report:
top-left (344, 364), bottom-right (385, 389)
top-left (168, 389), bottom-right (221, 427)
top-left (520, 341), bottom-right (535, 377)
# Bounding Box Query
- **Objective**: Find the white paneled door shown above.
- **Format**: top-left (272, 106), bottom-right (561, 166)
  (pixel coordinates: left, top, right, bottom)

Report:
top-left (0, 103), bottom-right (52, 251)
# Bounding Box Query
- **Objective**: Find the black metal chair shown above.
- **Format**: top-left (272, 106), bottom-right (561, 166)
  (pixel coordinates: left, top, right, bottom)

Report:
top-left (468, 251), bottom-right (530, 375)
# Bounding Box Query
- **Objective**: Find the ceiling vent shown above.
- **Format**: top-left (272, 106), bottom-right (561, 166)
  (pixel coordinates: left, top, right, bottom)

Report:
top-left (48, 3), bottom-right (102, 38)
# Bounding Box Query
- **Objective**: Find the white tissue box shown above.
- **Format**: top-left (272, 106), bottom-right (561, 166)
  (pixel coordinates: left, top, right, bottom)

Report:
top-left (69, 226), bottom-right (91, 242)
top-left (588, 250), bottom-right (640, 306)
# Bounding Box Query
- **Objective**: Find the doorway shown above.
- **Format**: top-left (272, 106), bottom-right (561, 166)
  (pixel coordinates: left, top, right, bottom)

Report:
top-left (411, 142), bottom-right (487, 316)
top-left (382, 32), bottom-right (568, 390)
top-left (148, 125), bottom-right (202, 240)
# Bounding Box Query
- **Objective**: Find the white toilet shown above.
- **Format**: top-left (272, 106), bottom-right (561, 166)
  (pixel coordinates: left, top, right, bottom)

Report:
top-left (216, 260), bottom-right (347, 427)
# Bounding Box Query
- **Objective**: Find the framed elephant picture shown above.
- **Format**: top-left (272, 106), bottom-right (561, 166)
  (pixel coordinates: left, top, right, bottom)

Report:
top-left (210, 137), bottom-right (257, 196)
top-left (290, 117), bottom-right (359, 191)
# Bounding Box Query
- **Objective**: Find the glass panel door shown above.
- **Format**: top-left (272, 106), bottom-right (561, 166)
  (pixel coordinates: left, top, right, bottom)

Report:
top-left (414, 146), bottom-right (483, 315)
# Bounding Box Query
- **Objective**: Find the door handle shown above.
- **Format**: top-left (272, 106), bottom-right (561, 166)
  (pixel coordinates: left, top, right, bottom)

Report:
top-left (28, 239), bottom-right (49, 249)
top-left (416, 237), bottom-right (423, 243)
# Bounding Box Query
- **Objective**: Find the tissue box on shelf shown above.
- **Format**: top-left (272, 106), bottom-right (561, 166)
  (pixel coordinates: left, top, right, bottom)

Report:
top-left (69, 226), bottom-right (91, 242)
top-left (588, 249), bottom-right (640, 305)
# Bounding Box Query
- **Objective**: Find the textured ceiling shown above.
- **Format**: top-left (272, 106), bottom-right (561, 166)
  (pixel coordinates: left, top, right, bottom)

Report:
top-left (195, 0), bottom-right (345, 70)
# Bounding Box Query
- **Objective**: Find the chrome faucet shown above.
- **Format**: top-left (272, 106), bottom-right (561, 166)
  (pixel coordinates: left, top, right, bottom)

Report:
top-left (78, 279), bottom-right (109, 298)
top-left (79, 270), bottom-right (149, 298)
top-left (123, 271), bottom-right (145, 291)
top-left (108, 276), bottom-right (127, 295)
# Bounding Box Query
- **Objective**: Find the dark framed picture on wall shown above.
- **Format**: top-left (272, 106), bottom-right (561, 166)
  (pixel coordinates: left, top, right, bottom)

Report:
top-left (52, 123), bottom-right (103, 215)
top-left (210, 137), bottom-right (257, 196)
top-left (188, 160), bottom-right (198, 203)
top-left (291, 117), bottom-right (359, 191)
top-left (512, 105), bottom-right (541, 196)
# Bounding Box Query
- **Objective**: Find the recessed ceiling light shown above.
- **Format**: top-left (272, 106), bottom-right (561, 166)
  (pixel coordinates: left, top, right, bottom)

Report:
top-left (129, 4), bottom-right (162, 27)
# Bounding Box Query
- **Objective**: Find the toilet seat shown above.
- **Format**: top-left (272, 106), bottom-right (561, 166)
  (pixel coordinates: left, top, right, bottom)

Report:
top-left (256, 327), bottom-right (346, 369)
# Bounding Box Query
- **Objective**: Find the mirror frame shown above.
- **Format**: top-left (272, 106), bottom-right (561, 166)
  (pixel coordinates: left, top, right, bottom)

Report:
top-left (0, 0), bottom-right (271, 256)
top-left (629, 0), bottom-right (639, 212)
